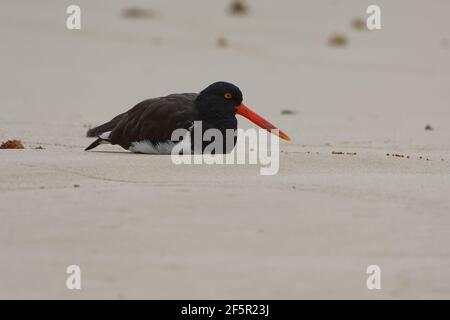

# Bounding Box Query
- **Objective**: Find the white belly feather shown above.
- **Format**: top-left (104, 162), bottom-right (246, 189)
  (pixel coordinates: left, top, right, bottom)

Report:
top-left (97, 130), bottom-right (191, 154)
top-left (128, 131), bottom-right (191, 154)
top-left (129, 140), bottom-right (176, 154)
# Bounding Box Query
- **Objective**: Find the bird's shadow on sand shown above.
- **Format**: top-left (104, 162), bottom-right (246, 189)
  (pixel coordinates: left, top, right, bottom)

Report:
top-left (86, 150), bottom-right (167, 156)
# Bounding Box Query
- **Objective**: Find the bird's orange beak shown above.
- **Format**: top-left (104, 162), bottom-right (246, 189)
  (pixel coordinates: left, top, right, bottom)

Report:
top-left (236, 103), bottom-right (290, 141)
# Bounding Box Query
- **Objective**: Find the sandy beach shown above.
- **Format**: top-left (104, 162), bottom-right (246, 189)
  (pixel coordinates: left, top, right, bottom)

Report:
top-left (1, 0), bottom-right (450, 299)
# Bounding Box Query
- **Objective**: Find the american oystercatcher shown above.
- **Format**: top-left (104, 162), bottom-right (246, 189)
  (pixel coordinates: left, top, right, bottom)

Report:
top-left (85, 82), bottom-right (290, 153)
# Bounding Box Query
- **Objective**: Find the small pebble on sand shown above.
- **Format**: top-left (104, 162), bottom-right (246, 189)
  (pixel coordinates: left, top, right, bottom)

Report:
top-left (216, 37), bottom-right (229, 48)
top-left (0, 140), bottom-right (24, 149)
top-left (328, 34), bottom-right (348, 47)
top-left (351, 18), bottom-right (366, 30)
top-left (228, 0), bottom-right (249, 16)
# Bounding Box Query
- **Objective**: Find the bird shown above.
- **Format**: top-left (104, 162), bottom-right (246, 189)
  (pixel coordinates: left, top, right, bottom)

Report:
top-left (85, 82), bottom-right (290, 154)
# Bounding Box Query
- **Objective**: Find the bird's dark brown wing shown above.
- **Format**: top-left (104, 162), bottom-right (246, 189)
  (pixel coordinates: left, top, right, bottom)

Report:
top-left (108, 93), bottom-right (198, 149)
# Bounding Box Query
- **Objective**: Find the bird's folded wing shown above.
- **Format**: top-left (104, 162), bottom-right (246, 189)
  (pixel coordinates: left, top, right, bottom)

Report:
top-left (109, 93), bottom-right (198, 148)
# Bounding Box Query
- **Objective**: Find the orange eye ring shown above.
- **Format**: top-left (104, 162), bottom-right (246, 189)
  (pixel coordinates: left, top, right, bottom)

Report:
top-left (224, 93), bottom-right (233, 99)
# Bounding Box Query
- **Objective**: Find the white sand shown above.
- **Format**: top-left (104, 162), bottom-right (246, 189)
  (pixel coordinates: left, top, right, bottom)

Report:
top-left (1, 0), bottom-right (450, 299)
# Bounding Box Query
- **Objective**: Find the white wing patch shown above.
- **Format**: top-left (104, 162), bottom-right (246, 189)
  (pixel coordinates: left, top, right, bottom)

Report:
top-left (99, 131), bottom-right (112, 140)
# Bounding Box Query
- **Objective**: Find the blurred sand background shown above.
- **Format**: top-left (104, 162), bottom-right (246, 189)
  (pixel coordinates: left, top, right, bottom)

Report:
top-left (1, 0), bottom-right (450, 299)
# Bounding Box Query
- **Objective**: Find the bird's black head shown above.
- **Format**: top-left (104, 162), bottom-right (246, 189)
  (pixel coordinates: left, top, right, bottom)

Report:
top-left (195, 82), bottom-right (243, 119)
top-left (195, 81), bottom-right (291, 142)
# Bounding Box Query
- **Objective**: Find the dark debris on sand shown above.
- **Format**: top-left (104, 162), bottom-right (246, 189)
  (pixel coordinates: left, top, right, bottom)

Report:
top-left (332, 151), bottom-right (357, 156)
top-left (386, 153), bottom-right (435, 161)
top-left (122, 7), bottom-right (156, 20)
top-left (280, 109), bottom-right (296, 115)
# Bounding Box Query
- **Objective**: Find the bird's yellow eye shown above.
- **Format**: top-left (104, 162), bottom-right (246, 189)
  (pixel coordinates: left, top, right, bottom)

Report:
top-left (224, 93), bottom-right (233, 99)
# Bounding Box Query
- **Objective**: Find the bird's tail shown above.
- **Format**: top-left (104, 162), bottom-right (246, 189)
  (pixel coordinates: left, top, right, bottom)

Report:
top-left (86, 113), bottom-right (126, 137)
top-left (84, 127), bottom-right (111, 151)
top-left (85, 131), bottom-right (112, 151)
top-left (84, 138), bottom-right (104, 151)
